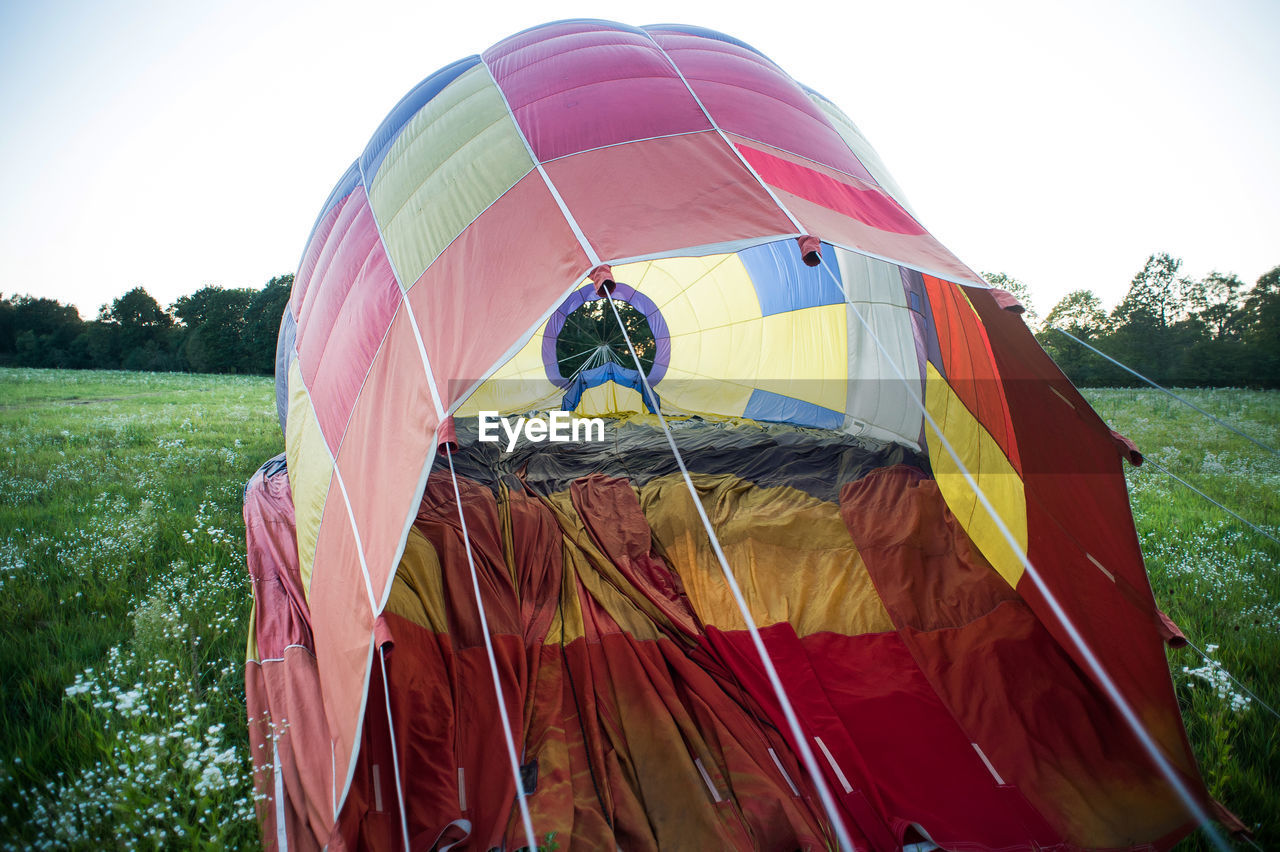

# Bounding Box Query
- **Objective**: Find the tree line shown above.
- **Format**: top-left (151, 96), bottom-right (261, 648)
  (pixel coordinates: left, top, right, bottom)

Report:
top-left (0, 276), bottom-right (292, 374)
top-left (989, 256), bottom-right (1280, 388)
top-left (3, 257), bottom-right (1278, 386)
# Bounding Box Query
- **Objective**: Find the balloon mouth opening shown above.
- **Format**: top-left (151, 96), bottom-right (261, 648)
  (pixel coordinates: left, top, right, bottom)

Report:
top-left (801, 251), bottom-right (822, 267)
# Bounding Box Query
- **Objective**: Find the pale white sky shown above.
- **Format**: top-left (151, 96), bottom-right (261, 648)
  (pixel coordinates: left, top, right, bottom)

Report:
top-left (1, 0), bottom-right (1276, 319)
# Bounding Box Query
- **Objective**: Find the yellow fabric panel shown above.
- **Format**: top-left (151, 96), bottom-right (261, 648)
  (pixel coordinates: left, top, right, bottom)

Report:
top-left (615, 254), bottom-right (747, 322)
top-left (285, 360), bottom-right (334, 599)
top-left (667, 316), bottom-right (762, 381)
top-left (384, 527), bottom-right (449, 632)
top-left (662, 305), bottom-right (844, 414)
top-left (369, 64), bottom-right (534, 287)
top-left (924, 362), bottom-right (1027, 588)
top-left (542, 491), bottom-right (665, 642)
top-left (244, 602), bottom-right (259, 663)
top-left (653, 365), bottom-right (753, 417)
top-left (641, 255), bottom-right (760, 338)
top-left (574, 380), bottom-right (646, 417)
top-left (639, 473), bottom-right (893, 637)
top-left (755, 305), bottom-right (847, 411)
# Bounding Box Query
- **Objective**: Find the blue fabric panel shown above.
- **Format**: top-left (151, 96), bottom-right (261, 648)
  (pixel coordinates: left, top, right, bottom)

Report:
top-left (274, 308), bottom-right (297, 437)
top-left (359, 55), bottom-right (481, 183)
top-left (738, 240), bottom-right (845, 317)
top-left (561, 362), bottom-right (658, 413)
top-left (743, 388), bottom-right (843, 430)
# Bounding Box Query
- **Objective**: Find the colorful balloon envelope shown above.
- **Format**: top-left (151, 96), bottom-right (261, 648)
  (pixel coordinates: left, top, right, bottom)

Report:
top-left (245, 19), bottom-right (1225, 852)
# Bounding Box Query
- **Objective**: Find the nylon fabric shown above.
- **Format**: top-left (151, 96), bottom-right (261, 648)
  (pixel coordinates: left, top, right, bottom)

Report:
top-left (924, 361), bottom-right (1028, 588)
top-left (284, 361), bottom-right (332, 597)
top-left (368, 64), bottom-right (534, 287)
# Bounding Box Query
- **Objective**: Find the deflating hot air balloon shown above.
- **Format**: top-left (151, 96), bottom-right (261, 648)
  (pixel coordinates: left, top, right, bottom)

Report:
top-left (243, 19), bottom-right (1238, 851)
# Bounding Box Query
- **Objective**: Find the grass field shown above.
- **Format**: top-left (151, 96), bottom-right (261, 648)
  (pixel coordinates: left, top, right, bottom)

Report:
top-left (0, 368), bottom-right (1275, 849)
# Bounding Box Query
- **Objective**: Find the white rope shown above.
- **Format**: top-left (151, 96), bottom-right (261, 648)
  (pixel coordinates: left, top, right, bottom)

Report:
top-left (1142, 459), bottom-right (1280, 548)
top-left (601, 289), bottom-right (860, 852)
top-left (378, 645), bottom-right (410, 850)
top-left (1050, 326), bottom-right (1280, 460)
top-left (443, 444), bottom-right (538, 852)
top-left (828, 266), bottom-right (1230, 850)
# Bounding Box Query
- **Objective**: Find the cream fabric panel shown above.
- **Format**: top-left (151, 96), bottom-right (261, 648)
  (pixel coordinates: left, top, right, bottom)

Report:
top-left (838, 248), bottom-right (924, 448)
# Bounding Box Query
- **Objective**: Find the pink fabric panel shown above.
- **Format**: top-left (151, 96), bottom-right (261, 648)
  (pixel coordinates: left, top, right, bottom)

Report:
top-left (305, 272), bottom-right (401, 454)
top-left (295, 191), bottom-right (369, 344)
top-left (295, 188), bottom-right (386, 376)
top-left (334, 310), bottom-right (439, 599)
top-left (292, 197), bottom-right (349, 319)
top-left (248, 652), bottom-right (332, 851)
top-left (543, 131), bottom-right (794, 262)
top-left (649, 29), bottom-right (874, 182)
top-left (406, 171), bottom-right (590, 409)
top-left (244, 464), bottom-right (312, 660)
top-left (484, 23), bottom-right (711, 161)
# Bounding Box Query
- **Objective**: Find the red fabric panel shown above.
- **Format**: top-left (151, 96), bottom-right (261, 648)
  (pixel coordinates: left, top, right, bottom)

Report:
top-left (736, 142), bottom-right (922, 235)
top-left (964, 286), bottom-right (1202, 786)
top-left (406, 171), bottom-right (589, 409)
top-left (334, 310), bottom-right (438, 600)
top-left (703, 624), bottom-right (893, 850)
top-left (841, 465), bottom-right (1197, 849)
top-left (651, 28), bottom-right (875, 182)
top-left (543, 131), bottom-right (793, 262)
top-left (484, 22), bottom-right (712, 162)
top-left (921, 274), bottom-right (1021, 471)
top-left (766, 184), bottom-right (984, 286)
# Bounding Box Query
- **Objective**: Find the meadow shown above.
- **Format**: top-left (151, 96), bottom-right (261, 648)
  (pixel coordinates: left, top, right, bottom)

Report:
top-left (0, 368), bottom-right (1275, 849)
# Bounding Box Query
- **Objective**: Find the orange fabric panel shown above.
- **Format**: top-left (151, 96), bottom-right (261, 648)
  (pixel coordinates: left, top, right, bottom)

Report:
top-left (542, 131), bottom-right (794, 262)
top-left (922, 274), bottom-right (1021, 472)
top-left (404, 171), bottom-right (590, 410)
top-left (308, 485), bottom-right (376, 816)
top-left (333, 307), bottom-right (438, 604)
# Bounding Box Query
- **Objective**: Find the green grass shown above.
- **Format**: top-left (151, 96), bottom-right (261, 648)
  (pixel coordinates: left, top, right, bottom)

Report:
top-left (0, 369), bottom-right (1274, 849)
top-left (1084, 388), bottom-right (1280, 848)
top-left (0, 368), bottom-right (281, 849)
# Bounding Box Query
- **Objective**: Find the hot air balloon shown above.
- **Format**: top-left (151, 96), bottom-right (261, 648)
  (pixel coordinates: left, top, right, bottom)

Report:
top-left (243, 19), bottom-right (1238, 851)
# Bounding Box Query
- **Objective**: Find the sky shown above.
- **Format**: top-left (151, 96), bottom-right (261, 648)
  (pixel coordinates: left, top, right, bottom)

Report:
top-left (1, 0), bottom-right (1276, 320)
